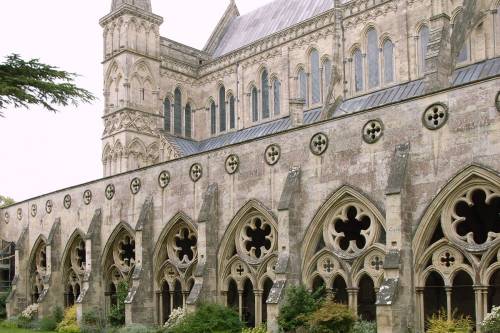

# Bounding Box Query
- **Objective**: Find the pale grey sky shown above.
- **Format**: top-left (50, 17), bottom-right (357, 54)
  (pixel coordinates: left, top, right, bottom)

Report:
top-left (0, 0), bottom-right (272, 202)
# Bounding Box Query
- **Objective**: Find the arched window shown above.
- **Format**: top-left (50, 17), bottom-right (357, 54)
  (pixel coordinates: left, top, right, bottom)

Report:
top-left (219, 86), bottom-right (226, 132)
top-left (353, 49), bottom-right (364, 92)
top-left (298, 69), bottom-right (307, 104)
top-left (251, 86), bottom-right (258, 122)
top-left (367, 28), bottom-right (380, 89)
top-left (273, 79), bottom-right (281, 116)
top-left (174, 88), bottom-right (182, 135)
top-left (310, 49), bottom-right (321, 104)
top-left (185, 103), bottom-right (192, 138)
top-left (210, 100), bottom-right (216, 135)
top-left (383, 39), bottom-right (395, 84)
top-left (229, 95), bottom-right (236, 130)
top-left (418, 25), bottom-right (430, 76)
top-left (261, 70), bottom-right (270, 119)
top-left (163, 98), bottom-right (171, 133)
top-left (323, 58), bottom-right (332, 101)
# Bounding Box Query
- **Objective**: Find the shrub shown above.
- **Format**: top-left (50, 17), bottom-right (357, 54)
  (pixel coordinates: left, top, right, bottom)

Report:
top-left (166, 303), bottom-right (243, 333)
top-left (163, 307), bottom-right (186, 329)
top-left (57, 305), bottom-right (80, 333)
top-left (241, 324), bottom-right (267, 333)
top-left (0, 316), bottom-right (19, 329)
top-left (304, 300), bottom-right (355, 333)
top-left (426, 311), bottom-right (471, 333)
top-left (108, 281), bottom-right (128, 327)
top-left (352, 320), bottom-right (377, 333)
top-left (53, 305), bottom-right (64, 323)
top-left (117, 324), bottom-right (155, 333)
top-left (81, 308), bottom-right (107, 333)
top-left (278, 285), bottom-right (320, 332)
top-left (482, 306), bottom-right (500, 333)
top-left (38, 315), bottom-right (59, 331)
top-left (0, 290), bottom-right (9, 319)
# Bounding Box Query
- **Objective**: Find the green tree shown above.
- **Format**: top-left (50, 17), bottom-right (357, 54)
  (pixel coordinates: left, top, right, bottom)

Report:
top-left (0, 54), bottom-right (95, 116)
top-left (108, 280), bottom-right (128, 327)
top-left (0, 195), bottom-right (15, 208)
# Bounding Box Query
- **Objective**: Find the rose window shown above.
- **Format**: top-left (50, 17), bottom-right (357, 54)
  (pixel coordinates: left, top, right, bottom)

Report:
top-left (173, 227), bottom-right (197, 265)
top-left (114, 235), bottom-right (135, 270)
top-left (452, 188), bottom-right (500, 246)
top-left (324, 203), bottom-right (378, 258)
top-left (71, 240), bottom-right (86, 272)
top-left (238, 216), bottom-right (276, 261)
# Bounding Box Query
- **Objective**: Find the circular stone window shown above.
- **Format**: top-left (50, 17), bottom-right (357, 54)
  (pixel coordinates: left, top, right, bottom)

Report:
top-left (310, 133), bottom-right (329, 156)
top-left (17, 208), bottom-right (23, 220)
top-left (236, 213), bottom-right (277, 263)
top-left (4, 212), bottom-right (9, 224)
top-left (167, 224), bottom-right (197, 268)
top-left (158, 171), bottom-right (171, 188)
top-left (264, 144), bottom-right (281, 166)
top-left (362, 120), bottom-right (384, 144)
top-left (45, 200), bottom-right (53, 214)
top-left (130, 178), bottom-right (141, 195)
top-left (105, 184), bottom-right (115, 200)
top-left (423, 103), bottom-right (448, 130)
top-left (225, 154), bottom-right (240, 175)
top-left (83, 190), bottom-right (92, 205)
top-left (31, 204), bottom-right (37, 217)
top-left (495, 91), bottom-right (500, 112)
top-left (190, 163), bottom-right (203, 182)
top-left (64, 195), bottom-right (72, 209)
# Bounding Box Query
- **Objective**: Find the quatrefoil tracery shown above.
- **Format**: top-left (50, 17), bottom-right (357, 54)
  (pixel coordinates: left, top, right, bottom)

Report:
top-left (423, 103), bottom-right (448, 130)
top-left (190, 163), bottom-right (203, 182)
top-left (225, 154), bottom-right (240, 174)
top-left (264, 144), bottom-right (281, 165)
top-left (362, 120), bottom-right (384, 144)
top-left (310, 133), bottom-right (329, 156)
top-left (105, 184), bottom-right (115, 200)
top-left (64, 195), bottom-right (72, 209)
top-left (83, 190), bottom-right (92, 205)
top-left (158, 170), bottom-right (171, 188)
top-left (130, 178), bottom-right (141, 195)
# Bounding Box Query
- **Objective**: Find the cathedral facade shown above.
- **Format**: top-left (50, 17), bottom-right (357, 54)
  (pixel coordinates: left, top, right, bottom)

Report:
top-left (1, 0), bottom-right (500, 332)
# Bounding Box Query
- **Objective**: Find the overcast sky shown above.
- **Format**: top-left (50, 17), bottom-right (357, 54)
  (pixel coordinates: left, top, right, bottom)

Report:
top-left (0, 0), bottom-right (272, 202)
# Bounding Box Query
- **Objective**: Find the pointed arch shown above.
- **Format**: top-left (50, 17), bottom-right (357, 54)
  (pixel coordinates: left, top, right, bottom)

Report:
top-left (60, 229), bottom-right (86, 269)
top-left (100, 221), bottom-right (135, 269)
top-left (28, 235), bottom-right (48, 268)
top-left (366, 27), bottom-right (380, 89)
top-left (174, 87), bottom-right (182, 135)
top-left (261, 69), bottom-right (270, 119)
top-left (309, 48), bottom-right (321, 104)
top-left (302, 185), bottom-right (386, 270)
top-left (412, 164), bottom-right (500, 257)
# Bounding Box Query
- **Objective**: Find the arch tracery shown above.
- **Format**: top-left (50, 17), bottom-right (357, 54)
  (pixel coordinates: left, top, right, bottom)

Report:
top-left (61, 230), bottom-right (86, 307)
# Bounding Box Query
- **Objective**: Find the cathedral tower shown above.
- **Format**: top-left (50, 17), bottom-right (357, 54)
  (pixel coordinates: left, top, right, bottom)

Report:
top-left (100, 0), bottom-right (163, 177)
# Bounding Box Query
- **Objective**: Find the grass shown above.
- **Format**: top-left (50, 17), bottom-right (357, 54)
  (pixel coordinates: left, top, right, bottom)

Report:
top-left (0, 327), bottom-right (55, 333)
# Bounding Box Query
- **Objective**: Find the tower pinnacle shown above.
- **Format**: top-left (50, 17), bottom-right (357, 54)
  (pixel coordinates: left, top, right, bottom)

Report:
top-left (111, 0), bottom-right (152, 12)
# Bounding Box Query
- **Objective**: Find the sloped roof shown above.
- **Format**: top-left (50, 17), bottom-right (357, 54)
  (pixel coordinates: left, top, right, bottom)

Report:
top-left (165, 57), bottom-right (500, 158)
top-left (211, 0), bottom-right (334, 57)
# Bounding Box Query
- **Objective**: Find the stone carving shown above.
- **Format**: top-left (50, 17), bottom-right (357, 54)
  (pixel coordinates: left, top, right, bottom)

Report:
top-left (423, 103), bottom-right (448, 130)
top-left (264, 144), bottom-right (281, 166)
top-left (158, 170), bottom-right (171, 188)
top-left (113, 233), bottom-right (135, 273)
top-left (190, 163), bottom-right (203, 182)
top-left (237, 214), bottom-right (276, 263)
top-left (362, 120), bottom-right (384, 144)
top-left (310, 133), bottom-right (329, 156)
top-left (4, 212), bottom-right (9, 224)
top-left (103, 110), bottom-right (159, 137)
top-left (105, 184), bottom-right (115, 200)
top-left (83, 190), bottom-right (92, 205)
top-left (45, 200), bottom-right (53, 214)
top-left (17, 208), bottom-right (22, 221)
top-left (225, 154), bottom-right (240, 175)
top-left (31, 204), bottom-right (37, 218)
top-left (130, 178), bottom-right (141, 195)
top-left (167, 224), bottom-right (197, 268)
top-left (64, 195), bottom-right (72, 209)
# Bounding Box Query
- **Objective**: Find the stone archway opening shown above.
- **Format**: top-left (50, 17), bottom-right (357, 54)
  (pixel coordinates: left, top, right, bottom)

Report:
top-left (312, 276), bottom-right (326, 298)
top-left (424, 271), bottom-right (446, 326)
top-left (242, 278), bottom-right (255, 327)
top-left (488, 269), bottom-right (500, 311)
top-left (357, 275), bottom-right (376, 321)
top-left (227, 278), bottom-right (238, 311)
top-left (332, 275), bottom-right (348, 304)
top-left (261, 278), bottom-right (273, 324)
top-left (451, 271), bottom-right (475, 322)
top-left (161, 281), bottom-right (170, 324)
top-left (173, 280), bottom-right (183, 310)
top-left (65, 285), bottom-right (75, 308)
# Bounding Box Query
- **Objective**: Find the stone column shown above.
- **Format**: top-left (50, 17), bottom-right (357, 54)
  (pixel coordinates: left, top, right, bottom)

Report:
top-left (347, 288), bottom-right (358, 313)
top-left (415, 288), bottom-right (424, 333)
top-left (255, 290), bottom-right (263, 326)
top-left (238, 290), bottom-right (243, 320)
top-left (445, 286), bottom-right (452, 320)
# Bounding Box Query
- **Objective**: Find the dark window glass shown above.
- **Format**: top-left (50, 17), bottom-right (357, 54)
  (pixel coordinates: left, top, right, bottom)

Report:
top-left (185, 103), bottom-right (191, 138)
top-left (261, 70), bottom-right (270, 119)
top-left (163, 98), bottom-right (171, 132)
top-left (219, 86), bottom-right (226, 132)
top-left (354, 49), bottom-right (364, 92)
top-left (383, 40), bottom-right (394, 84)
top-left (210, 101), bottom-right (216, 135)
top-left (174, 88), bottom-right (182, 135)
top-left (273, 79), bottom-right (281, 115)
top-left (252, 87), bottom-right (258, 122)
top-left (367, 28), bottom-right (380, 89)
top-left (419, 26), bottom-right (429, 75)
top-left (311, 49), bottom-right (321, 104)
top-left (229, 95), bottom-right (236, 129)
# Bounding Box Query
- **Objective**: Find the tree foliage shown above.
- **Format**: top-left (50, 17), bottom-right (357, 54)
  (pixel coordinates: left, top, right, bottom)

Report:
top-left (108, 280), bottom-right (128, 327)
top-left (278, 285), bottom-right (322, 332)
top-left (0, 195), bottom-right (15, 208)
top-left (0, 54), bottom-right (95, 116)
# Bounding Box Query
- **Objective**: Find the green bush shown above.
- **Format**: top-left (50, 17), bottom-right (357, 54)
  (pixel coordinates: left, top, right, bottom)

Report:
top-left (108, 281), bottom-right (128, 327)
top-left (57, 305), bottom-right (80, 333)
top-left (426, 311), bottom-right (471, 333)
top-left (81, 308), bottom-right (107, 333)
top-left (165, 303), bottom-right (243, 333)
top-left (278, 285), bottom-right (320, 332)
top-left (352, 320), bottom-right (377, 333)
top-left (482, 306), bottom-right (500, 333)
top-left (304, 300), bottom-right (355, 333)
top-left (0, 316), bottom-right (19, 329)
top-left (0, 291), bottom-right (9, 319)
top-left (117, 324), bottom-right (155, 333)
top-left (241, 324), bottom-right (267, 333)
top-left (38, 315), bottom-right (59, 331)
top-left (53, 305), bottom-right (64, 324)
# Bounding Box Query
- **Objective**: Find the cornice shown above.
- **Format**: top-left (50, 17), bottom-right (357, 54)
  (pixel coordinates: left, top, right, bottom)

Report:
top-left (341, 0), bottom-right (397, 18)
top-left (99, 4), bottom-right (163, 26)
top-left (342, 0), bottom-right (399, 28)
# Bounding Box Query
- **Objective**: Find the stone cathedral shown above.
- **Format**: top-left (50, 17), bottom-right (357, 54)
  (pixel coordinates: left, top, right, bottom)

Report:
top-left (1, 0), bottom-right (500, 332)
